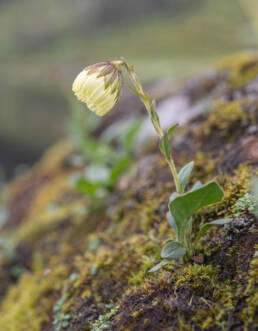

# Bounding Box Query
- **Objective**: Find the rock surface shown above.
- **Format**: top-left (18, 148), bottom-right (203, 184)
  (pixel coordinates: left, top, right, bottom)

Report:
top-left (0, 53), bottom-right (258, 331)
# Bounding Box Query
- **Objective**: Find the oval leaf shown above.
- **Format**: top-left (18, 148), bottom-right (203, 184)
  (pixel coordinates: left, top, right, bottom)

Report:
top-left (166, 211), bottom-right (177, 237)
top-left (148, 261), bottom-right (170, 273)
top-left (169, 191), bottom-right (179, 202)
top-left (161, 240), bottom-right (186, 260)
top-left (169, 181), bottom-right (224, 241)
top-left (190, 181), bottom-right (203, 192)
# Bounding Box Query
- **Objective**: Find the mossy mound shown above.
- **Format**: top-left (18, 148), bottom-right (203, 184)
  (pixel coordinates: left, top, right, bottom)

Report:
top-left (0, 53), bottom-right (257, 331)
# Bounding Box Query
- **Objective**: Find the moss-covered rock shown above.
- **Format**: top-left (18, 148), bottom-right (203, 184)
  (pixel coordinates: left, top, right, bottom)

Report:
top-left (0, 53), bottom-right (257, 331)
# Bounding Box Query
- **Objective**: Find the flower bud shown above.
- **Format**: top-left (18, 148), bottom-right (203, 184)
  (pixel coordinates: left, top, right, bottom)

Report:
top-left (72, 61), bottom-right (122, 116)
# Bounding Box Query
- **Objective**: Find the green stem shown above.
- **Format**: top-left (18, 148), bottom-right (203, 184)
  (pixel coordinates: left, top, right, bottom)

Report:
top-left (120, 61), bottom-right (182, 194)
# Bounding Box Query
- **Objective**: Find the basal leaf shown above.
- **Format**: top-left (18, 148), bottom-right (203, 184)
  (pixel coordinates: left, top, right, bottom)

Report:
top-left (193, 218), bottom-right (231, 248)
top-left (147, 261), bottom-right (170, 273)
top-left (161, 240), bottom-right (186, 260)
top-left (169, 181), bottom-right (224, 241)
top-left (169, 191), bottom-right (180, 202)
top-left (166, 211), bottom-right (177, 237)
top-left (178, 161), bottom-right (195, 192)
top-left (190, 181), bottom-right (203, 191)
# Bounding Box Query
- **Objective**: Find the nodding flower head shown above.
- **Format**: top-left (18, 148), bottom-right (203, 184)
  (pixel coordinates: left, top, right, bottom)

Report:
top-left (72, 61), bottom-right (123, 116)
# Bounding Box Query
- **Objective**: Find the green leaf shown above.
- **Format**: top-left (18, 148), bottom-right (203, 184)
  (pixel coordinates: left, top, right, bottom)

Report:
top-left (110, 156), bottom-right (131, 184)
top-left (150, 100), bottom-right (157, 114)
top-left (167, 124), bottom-right (178, 140)
top-left (159, 125), bottom-right (177, 160)
top-left (147, 261), bottom-right (170, 273)
top-left (178, 161), bottom-right (195, 192)
top-left (169, 182), bottom-right (224, 241)
top-left (161, 240), bottom-right (186, 260)
top-left (129, 86), bottom-right (143, 98)
top-left (169, 192), bottom-right (180, 202)
top-left (166, 212), bottom-right (177, 236)
top-left (76, 178), bottom-right (99, 196)
top-left (193, 218), bottom-right (231, 248)
top-left (190, 181), bottom-right (203, 191)
top-left (150, 101), bottom-right (162, 135)
top-left (160, 134), bottom-right (171, 161)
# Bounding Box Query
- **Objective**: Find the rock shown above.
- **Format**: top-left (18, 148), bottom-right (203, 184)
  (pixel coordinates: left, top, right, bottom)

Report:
top-left (0, 53), bottom-right (257, 331)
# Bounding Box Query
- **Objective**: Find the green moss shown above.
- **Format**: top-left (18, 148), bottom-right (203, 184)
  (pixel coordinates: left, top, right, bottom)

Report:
top-left (0, 265), bottom-right (69, 331)
top-left (240, 245), bottom-right (258, 328)
top-left (219, 52), bottom-right (258, 89)
top-left (0, 53), bottom-right (257, 330)
top-left (197, 100), bottom-right (246, 137)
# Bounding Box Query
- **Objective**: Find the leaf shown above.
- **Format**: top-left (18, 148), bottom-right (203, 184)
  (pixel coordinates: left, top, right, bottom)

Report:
top-left (160, 134), bottom-right (171, 161)
top-left (167, 211), bottom-right (177, 236)
top-left (150, 101), bottom-right (162, 135)
top-left (178, 161), bottom-right (195, 192)
top-left (167, 124), bottom-right (178, 140)
top-left (75, 178), bottom-right (99, 196)
top-left (129, 86), bottom-right (143, 97)
top-left (190, 181), bottom-right (203, 191)
top-left (110, 156), bottom-right (131, 184)
top-left (169, 192), bottom-right (180, 202)
top-left (169, 182), bottom-right (224, 241)
top-left (150, 100), bottom-right (157, 114)
top-left (159, 125), bottom-right (177, 160)
top-left (147, 261), bottom-right (170, 273)
top-left (193, 218), bottom-right (232, 248)
top-left (161, 240), bottom-right (186, 260)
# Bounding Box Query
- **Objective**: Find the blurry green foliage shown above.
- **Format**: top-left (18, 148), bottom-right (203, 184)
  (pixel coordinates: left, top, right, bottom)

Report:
top-left (68, 100), bottom-right (142, 198)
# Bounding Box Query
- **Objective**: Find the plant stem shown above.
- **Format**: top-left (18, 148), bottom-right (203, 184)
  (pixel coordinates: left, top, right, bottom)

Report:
top-left (119, 61), bottom-right (182, 194)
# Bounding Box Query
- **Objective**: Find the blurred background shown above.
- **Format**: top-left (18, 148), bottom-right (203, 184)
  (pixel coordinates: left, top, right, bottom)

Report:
top-left (0, 0), bottom-right (257, 181)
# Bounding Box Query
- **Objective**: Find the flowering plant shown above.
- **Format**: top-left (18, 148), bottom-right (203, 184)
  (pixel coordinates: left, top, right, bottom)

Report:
top-left (73, 59), bottom-right (231, 268)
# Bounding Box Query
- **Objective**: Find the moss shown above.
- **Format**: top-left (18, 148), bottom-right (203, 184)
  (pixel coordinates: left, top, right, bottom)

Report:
top-left (219, 52), bottom-right (258, 89)
top-left (0, 53), bottom-right (257, 330)
top-left (240, 245), bottom-right (258, 329)
top-left (0, 265), bottom-right (69, 331)
top-left (197, 100), bottom-right (246, 138)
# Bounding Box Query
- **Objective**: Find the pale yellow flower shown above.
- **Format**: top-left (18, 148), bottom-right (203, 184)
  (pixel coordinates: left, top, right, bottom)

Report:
top-left (72, 62), bottom-right (122, 116)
